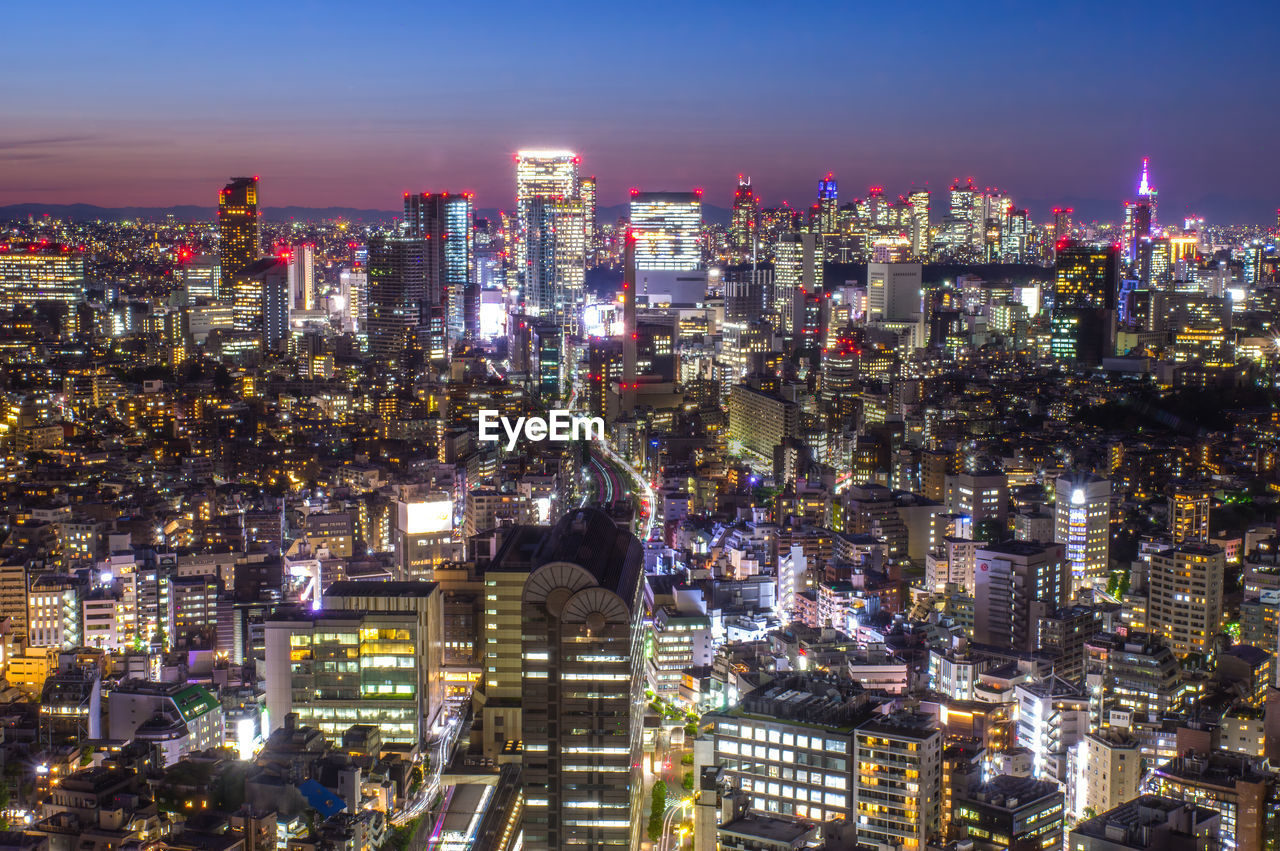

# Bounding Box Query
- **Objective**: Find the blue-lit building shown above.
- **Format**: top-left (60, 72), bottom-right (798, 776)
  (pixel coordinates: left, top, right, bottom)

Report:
top-left (403, 192), bottom-right (475, 345)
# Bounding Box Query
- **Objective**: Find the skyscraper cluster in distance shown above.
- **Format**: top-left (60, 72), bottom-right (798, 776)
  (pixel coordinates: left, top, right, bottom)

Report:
top-left (0, 146), bottom-right (1277, 851)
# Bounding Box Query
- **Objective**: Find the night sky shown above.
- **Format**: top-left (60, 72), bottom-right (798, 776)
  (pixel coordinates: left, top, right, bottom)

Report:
top-left (3, 0), bottom-right (1277, 222)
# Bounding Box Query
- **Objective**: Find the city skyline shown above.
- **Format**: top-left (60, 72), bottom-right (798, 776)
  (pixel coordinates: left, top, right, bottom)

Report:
top-left (3, 0), bottom-right (1278, 222)
top-left (2, 3), bottom-right (1280, 850)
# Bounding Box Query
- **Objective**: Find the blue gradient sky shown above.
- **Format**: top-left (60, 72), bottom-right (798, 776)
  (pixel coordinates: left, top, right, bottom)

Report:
top-left (2, 0), bottom-right (1277, 222)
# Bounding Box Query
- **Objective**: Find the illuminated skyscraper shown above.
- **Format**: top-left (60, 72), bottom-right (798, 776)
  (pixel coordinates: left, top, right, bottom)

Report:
top-left (233, 256), bottom-right (291, 350)
top-left (515, 150), bottom-right (580, 271)
top-left (0, 243), bottom-right (86, 312)
top-left (496, 509), bottom-right (645, 851)
top-left (949, 178), bottom-right (978, 251)
top-left (620, 232), bottom-right (637, 415)
top-left (907, 188), bottom-right (931, 259)
top-left (286, 243), bottom-right (315, 311)
top-left (822, 325), bottom-right (861, 424)
top-left (1054, 473), bottom-right (1111, 595)
top-left (630, 190), bottom-right (706, 308)
top-left (1051, 242), bottom-right (1119, 364)
top-left (629, 190), bottom-right (702, 272)
top-left (217, 176), bottom-right (261, 294)
top-left (1052, 207), bottom-right (1074, 245)
top-left (1124, 161), bottom-right (1157, 266)
top-left (1001, 207), bottom-right (1029, 261)
top-left (730, 176), bottom-right (759, 258)
top-left (404, 192), bottom-right (475, 341)
top-left (818, 172), bottom-right (838, 233)
top-left (1137, 156), bottom-right (1158, 232)
top-left (525, 195), bottom-right (586, 338)
top-left (867, 262), bottom-right (922, 322)
top-left (868, 185), bottom-right (889, 227)
top-left (580, 175), bottom-right (597, 262)
top-left (773, 232), bottom-right (823, 337)
top-left (366, 233), bottom-right (428, 363)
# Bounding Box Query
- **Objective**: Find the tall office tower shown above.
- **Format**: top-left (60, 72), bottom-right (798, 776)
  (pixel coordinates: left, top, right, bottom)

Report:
top-left (773, 232), bottom-right (823, 337)
top-left (337, 268), bottom-right (367, 333)
top-left (263, 581), bottom-right (444, 751)
top-left (580, 175), bottom-right (597, 263)
top-left (1051, 242), bottom-right (1120, 365)
top-left (507, 509), bottom-right (644, 851)
top-left (1054, 473), bottom-right (1112, 595)
top-left (1122, 201), bottom-right (1135, 262)
top-left (1125, 199), bottom-right (1153, 265)
top-left (619, 232), bottom-right (637, 416)
top-left (730, 176), bottom-right (760, 258)
top-left (366, 233), bottom-right (428, 363)
top-left (515, 150), bottom-right (580, 272)
top-left (630, 190), bottom-right (702, 271)
top-left (866, 262), bottom-right (922, 321)
top-left (1168, 482), bottom-right (1212, 543)
top-left (404, 192), bottom-right (476, 341)
top-left (722, 266), bottom-right (771, 322)
top-left (853, 712), bottom-right (943, 850)
top-left (822, 325), bottom-right (861, 425)
top-left (867, 185), bottom-right (889, 226)
top-left (817, 172), bottom-right (838, 233)
top-left (1147, 543), bottom-right (1224, 658)
top-left (217, 177), bottom-right (261, 294)
top-left (476, 556), bottom-right (532, 759)
top-left (973, 541), bottom-right (1068, 652)
top-left (286, 243), bottom-right (315, 311)
top-left (0, 243), bottom-right (86, 312)
top-left (525, 195), bottom-right (586, 339)
top-left (1001, 207), bottom-right (1029, 261)
top-left (908, 188), bottom-right (931, 259)
top-left (981, 193), bottom-right (1010, 260)
top-left (1136, 157), bottom-right (1158, 232)
top-left (177, 252), bottom-right (219, 300)
top-left (630, 190), bottom-right (706, 307)
top-left (233, 256), bottom-right (291, 350)
top-left (949, 178), bottom-right (978, 248)
top-left (1052, 206), bottom-right (1074, 244)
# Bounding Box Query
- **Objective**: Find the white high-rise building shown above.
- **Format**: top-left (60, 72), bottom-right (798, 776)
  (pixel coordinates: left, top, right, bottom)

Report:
top-left (629, 190), bottom-right (702, 272)
top-left (1055, 473), bottom-right (1112, 595)
top-left (774, 232), bottom-right (823, 336)
top-left (867, 262), bottom-right (923, 321)
top-left (630, 190), bottom-right (707, 307)
top-left (515, 149), bottom-right (580, 271)
top-left (287, 243), bottom-right (315, 311)
top-left (907, 189), bottom-right (931, 259)
top-left (525, 196), bottom-right (586, 337)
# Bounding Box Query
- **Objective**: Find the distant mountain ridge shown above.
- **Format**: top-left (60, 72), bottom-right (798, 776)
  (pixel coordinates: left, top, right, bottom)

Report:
top-left (0, 201), bottom-right (735, 227)
top-left (0, 203), bottom-right (399, 224)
